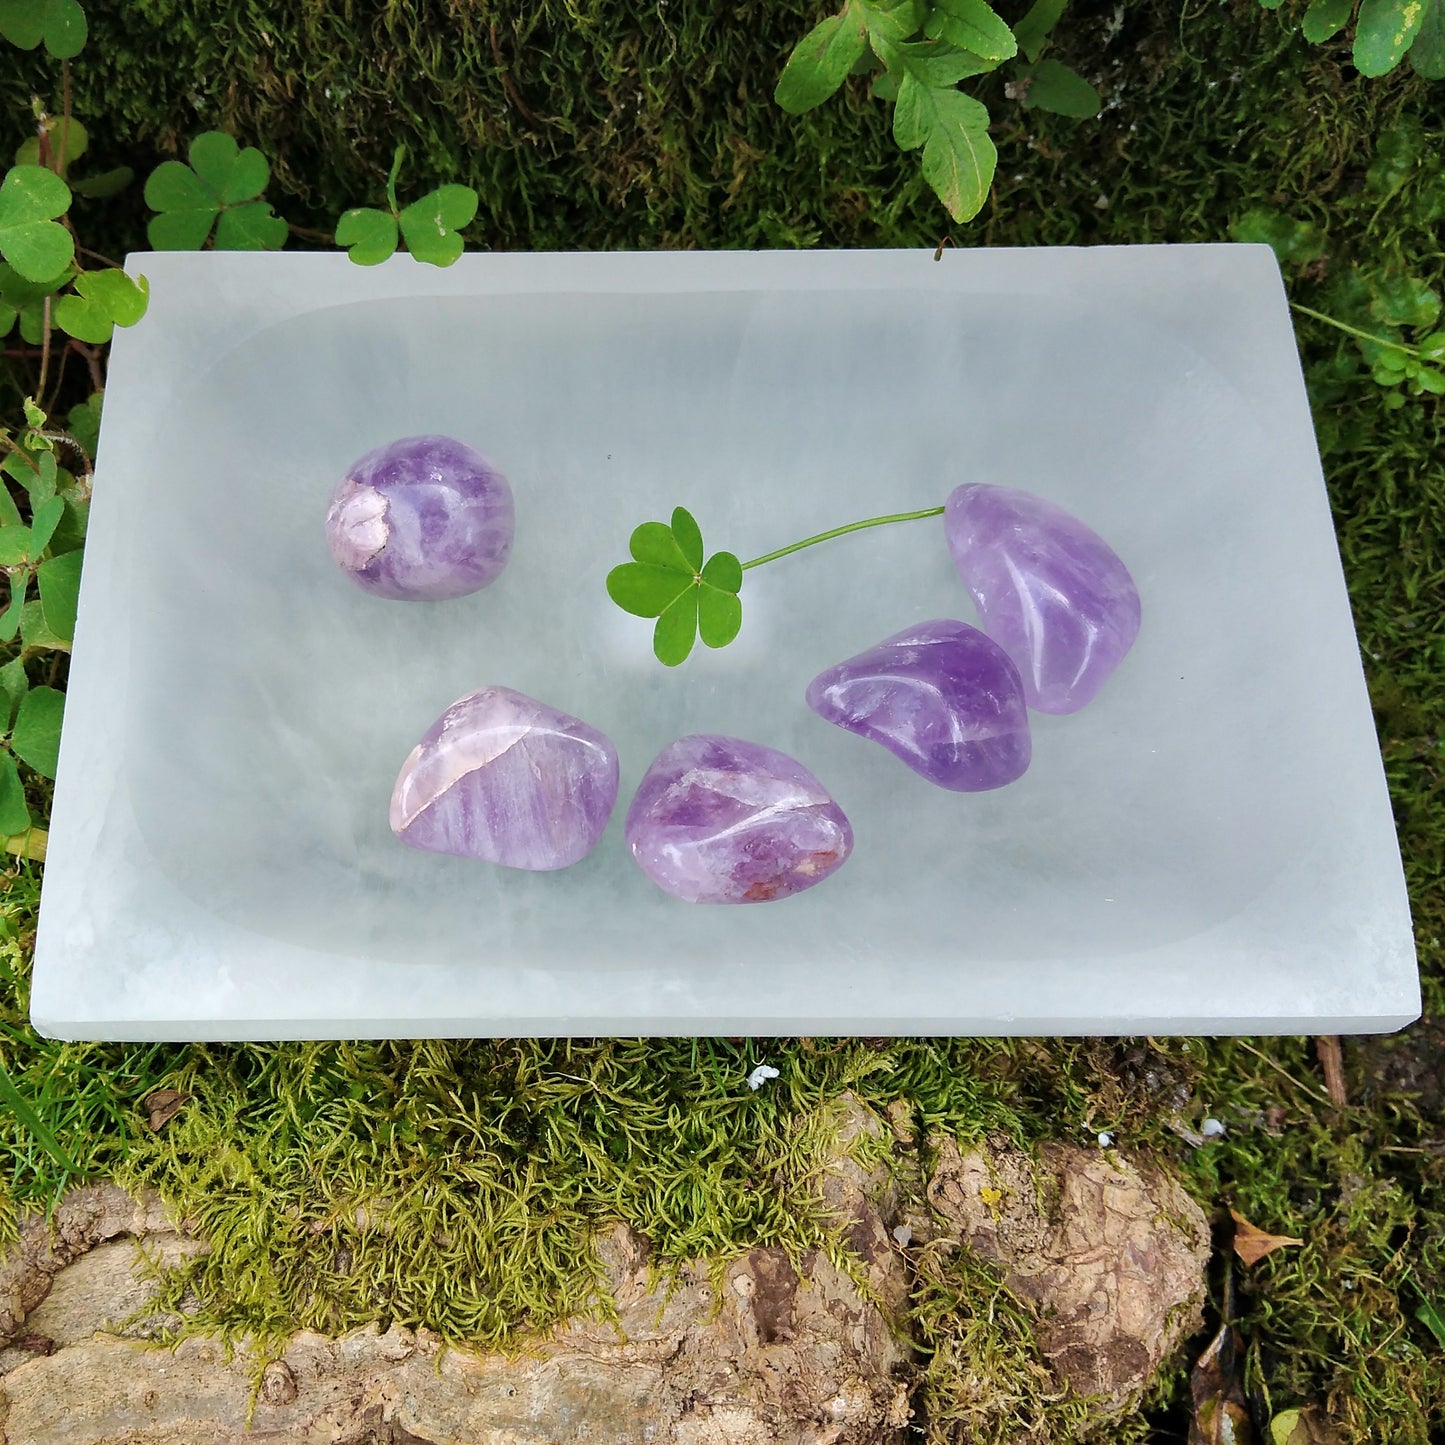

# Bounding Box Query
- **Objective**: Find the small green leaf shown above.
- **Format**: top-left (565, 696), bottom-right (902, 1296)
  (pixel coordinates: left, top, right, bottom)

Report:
top-left (188, 131), bottom-right (268, 204)
top-left (862, 0), bottom-right (925, 43)
top-left (9, 683), bottom-right (63, 778)
top-left (606, 562), bottom-right (693, 618)
top-left (653, 587), bottom-right (698, 666)
top-left (28, 493), bottom-right (62, 555)
top-left (925, 0), bottom-right (1017, 62)
top-left (0, 524), bottom-right (30, 563)
top-left (52, 291), bottom-right (111, 342)
top-left (1382, 389), bottom-right (1408, 409)
top-left (398, 185), bottom-right (478, 267)
top-left (1354, 0), bottom-right (1426, 75)
top-left (0, 0), bottom-right (86, 58)
top-left (697, 583), bottom-right (742, 648)
top-left (36, 546), bottom-right (80, 641)
top-left (67, 391), bottom-right (101, 457)
top-left (1014, 57), bottom-right (1099, 116)
top-left (0, 165), bottom-right (73, 282)
top-left (28, 450), bottom-right (56, 505)
top-left (0, 750), bottom-right (28, 839)
top-left (670, 506), bottom-right (705, 571)
top-left (335, 207), bottom-right (398, 265)
top-left (143, 158), bottom-right (213, 213)
top-left (1369, 271), bottom-right (1441, 329)
top-left (22, 397), bottom-right (44, 431)
top-left (1302, 0), bottom-right (1352, 42)
top-left (1012, 0), bottom-right (1067, 62)
top-left (886, 36), bottom-right (994, 84)
top-left (19, 595), bottom-right (63, 649)
top-left (1416, 366), bottom-right (1445, 394)
top-left (76, 267), bottom-right (147, 326)
top-left (70, 165), bottom-right (133, 200)
top-left (894, 75), bottom-right (997, 221)
top-left (775, 8), bottom-right (869, 114)
top-left (0, 481), bottom-right (19, 528)
top-left (215, 200), bottom-right (287, 250)
top-left (0, 654), bottom-right (26, 729)
top-left (14, 115), bottom-right (89, 169)
top-left (1417, 1295), bottom-right (1445, 1347)
top-left (700, 550), bottom-right (743, 593)
top-left (629, 521), bottom-right (692, 572)
top-left (0, 568), bottom-right (24, 640)
top-left (146, 205), bottom-right (216, 251)
top-left (1411, 0), bottom-right (1445, 75)
top-left (1229, 207), bottom-right (1327, 266)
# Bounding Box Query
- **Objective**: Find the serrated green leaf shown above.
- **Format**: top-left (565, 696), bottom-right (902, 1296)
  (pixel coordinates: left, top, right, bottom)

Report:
top-left (629, 520), bottom-right (692, 572)
top-left (398, 186), bottom-right (477, 266)
top-left (700, 550), bottom-right (743, 593)
top-left (670, 506), bottom-right (705, 571)
top-left (1354, 0), bottom-right (1426, 75)
top-left (894, 74), bottom-right (996, 220)
top-left (1416, 366), bottom-right (1445, 394)
top-left (925, 0), bottom-right (1017, 61)
top-left (1014, 57), bottom-right (1098, 116)
top-left (10, 683), bottom-right (63, 778)
top-left (1302, 0), bottom-right (1352, 42)
top-left (653, 587), bottom-right (698, 666)
top-left (52, 292), bottom-right (110, 342)
top-left (697, 583), bottom-right (742, 648)
top-left (0, 568), bottom-right (24, 640)
top-left (606, 562), bottom-right (693, 618)
top-left (36, 546), bottom-right (80, 641)
top-left (0, 654), bottom-right (27, 730)
top-left (0, 166), bottom-right (73, 282)
top-left (335, 207), bottom-right (398, 265)
top-left (1012, 0), bottom-right (1067, 62)
top-left (0, 525), bottom-right (30, 563)
top-left (888, 36), bottom-right (994, 83)
top-left (1411, 0), bottom-right (1445, 74)
top-left (71, 165), bottom-right (133, 200)
top-left (215, 200), bottom-right (287, 250)
top-left (775, 8), bottom-right (869, 114)
top-left (0, 750), bottom-right (28, 836)
top-left (0, 0), bottom-right (86, 57)
top-left (28, 493), bottom-right (62, 555)
top-left (146, 206), bottom-right (215, 250)
top-left (15, 115), bottom-right (88, 169)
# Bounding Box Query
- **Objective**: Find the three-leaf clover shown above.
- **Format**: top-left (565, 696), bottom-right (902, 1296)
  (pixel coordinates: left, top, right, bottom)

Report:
top-left (0, 165), bottom-right (73, 282)
top-left (335, 144), bottom-right (479, 268)
top-left (143, 132), bottom-right (288, 251)
top-left (606, 507), bottom-right (743, 666)
top-left (52, 266), bottom-right (148, 344)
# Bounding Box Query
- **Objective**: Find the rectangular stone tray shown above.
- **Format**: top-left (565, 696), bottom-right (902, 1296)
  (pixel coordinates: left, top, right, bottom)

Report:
top-left (30, 246), bottom-right (1420, 1039)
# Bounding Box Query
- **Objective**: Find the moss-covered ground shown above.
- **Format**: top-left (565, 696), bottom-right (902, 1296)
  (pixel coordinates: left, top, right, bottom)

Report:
top-left (1, 0), bottom-right (1442, 1438)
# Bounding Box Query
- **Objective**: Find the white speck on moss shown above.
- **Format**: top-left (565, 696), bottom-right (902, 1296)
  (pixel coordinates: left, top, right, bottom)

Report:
top-left (746, 1064), bottom-right (779, 1091)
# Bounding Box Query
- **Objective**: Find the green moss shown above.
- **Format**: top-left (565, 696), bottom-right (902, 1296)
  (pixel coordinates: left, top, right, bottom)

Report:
top-left (0, 0), bottom-right (1442, 1437)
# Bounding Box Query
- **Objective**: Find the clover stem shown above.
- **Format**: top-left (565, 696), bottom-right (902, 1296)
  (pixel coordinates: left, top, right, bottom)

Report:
top-left (739, 505), bottom-right (946, 572)
top-left (1288, 302), bottom-right (1422, 357)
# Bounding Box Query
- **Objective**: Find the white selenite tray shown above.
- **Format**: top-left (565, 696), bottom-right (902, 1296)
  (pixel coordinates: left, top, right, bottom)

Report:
top-left (29, 246), bottom-right (1419, 1040)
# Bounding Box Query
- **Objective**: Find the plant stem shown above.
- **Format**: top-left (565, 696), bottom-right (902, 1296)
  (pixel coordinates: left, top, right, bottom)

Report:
top-left (37, 296), bottom-right (51, 398)
top-left (1289, 301), bottom-right (1425, 357)
top-left (740, 505), bottom-right (945, 572)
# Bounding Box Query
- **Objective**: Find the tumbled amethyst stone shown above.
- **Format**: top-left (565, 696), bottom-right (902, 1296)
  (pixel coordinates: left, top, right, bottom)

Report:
top-left (325, 434), bottom-right (514, 601)
top-left (390, 687), bottom-right (618, 870)
top-left (625, 735), bottom-right (853, 904)
top-left (944, 483), bottom-right (1141, 715)
top-left (806, 619), bottom-right (1030, 791)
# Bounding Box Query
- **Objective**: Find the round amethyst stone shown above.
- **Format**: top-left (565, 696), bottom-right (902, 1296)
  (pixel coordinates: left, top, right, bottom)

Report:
top-left (325, 434), bottom-right (514, 601)
top-left (625, 734), bottom-right (853, 904)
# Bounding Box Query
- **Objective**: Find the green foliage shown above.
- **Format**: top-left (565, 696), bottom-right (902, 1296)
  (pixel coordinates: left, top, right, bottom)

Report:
top-left (1278, 0), bottom-right (1445, 78)
top-left (144, 131), bottom-right (287, 250)
top-left (52, 265), bottom-right (148, 343)
top-left (9, 682), bottom-right (61, 777)
top-left (0, 163), bottom-right (71, 281)
top-left (335, 144), bottom-right (479, 267)
top-left (606, 506), bottom-right (743, 666)
top-left (0, 0), bottom-right (85, 59)
top-left (775, 0), bottom-right (1096, 221)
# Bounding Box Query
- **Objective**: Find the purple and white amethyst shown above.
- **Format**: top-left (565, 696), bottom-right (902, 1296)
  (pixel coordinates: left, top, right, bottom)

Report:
top-left (806, 618), bottom-right (1030, 791)
top-left (625, 734), bottom-right (853, 904)
top-left (944, 483), bottom-right (1141, 715)
top-left (390, 687), bottom-right (618, 869)
top-left (325, 435), bottom-right (514, 601)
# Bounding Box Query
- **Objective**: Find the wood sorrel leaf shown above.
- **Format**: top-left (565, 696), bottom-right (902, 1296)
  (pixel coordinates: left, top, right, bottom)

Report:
top-left (1353, 0), bottom-right (1427, 76)
top-left (0, 750), bottom-right (28, 837)
top-left (775, 6), bottom-right (868, 115)
top-left (0, 166), bottom-right (73, 282)
top-left (653, 587), bottom-right (698, 666)
top-left (630, 521), bottom-right (692, 572)
top-left (10, 683), bottom-right (63, 779)
top-left (335, 207), bottom-right (399, 265)
top-left (399, 185), bottom-right (478, 267)
top-left (670, 506), bottom-right (704, 571)
top-left (700, 550), bottom-right (743, 593)
top-left (214, 200), bottom-right (287, 251)
top-left (37, 547), bottom-right (82, 642)
top-left (697, 584), bottom-right (742, 648)
top-left (1302, 0), bottom-right (1352, 43)
top-left (0, 0), bottom-right (86, 58)
top-left (1412, 0), bottom-right (1445, 76)
top-left (606, 562), bottom-right (693, 618)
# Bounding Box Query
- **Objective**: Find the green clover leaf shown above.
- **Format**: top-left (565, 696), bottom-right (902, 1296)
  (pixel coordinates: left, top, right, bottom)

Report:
top-left (36, 546), bottom-right (81, 641)
top-left (0, 0), bottom-right (86, 58)
top-left (53, 265), bottom-right (149, 344)
top-left (335, 207), bottom-right (399, 266)
top-left (10, 683), bottom-right (64, 779)
top-left (144, 131), bottom-right (287, 251)
top-left (0, 750), bottom-right (27, 836)
top-left (398, 185), bottom-right (478, 267)
top-left (0, 566), bottom-right (24, 642)
top-left (606, 505), bottom-right (744, 665)
top-left (0, 165), bottom-right (73, 282)
top-left (14, 115), bottom-right (88, 171)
